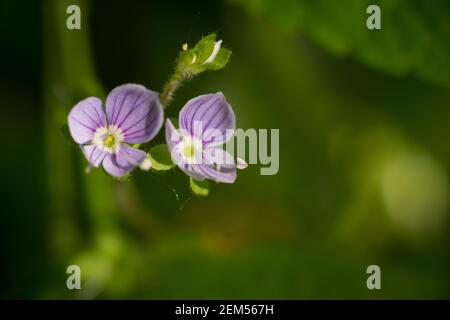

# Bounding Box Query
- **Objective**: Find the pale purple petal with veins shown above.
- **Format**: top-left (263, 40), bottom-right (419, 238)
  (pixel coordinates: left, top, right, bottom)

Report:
top-left (105, 84), bottom-right (164, 144)
top-left (167, 121), bottom-right (237, 183)
top-left (165, 119), bottom-right (182, 151)
top-left (81, 145), bottom-right (107, 167)
top-left (178, 92), bottom-right (235, 145)
top-left (166, 93), bottom-right (239, 183)
top-left (168, 144), bottom-right (207, 181)
top-left (102, 145), bottom-right (147, 177)
top-left (68, 97), bottom-right (106, 144)
top-left (180, 164), bottom-right (209, 182)
top-left (180, 152), bottom-right (237, 183)
top-left (195, 164), bottom-right (236, 183)
top-left (200, 147), bottom-right (237, 183)
top-left (166, 119), bottom-right (202, 179)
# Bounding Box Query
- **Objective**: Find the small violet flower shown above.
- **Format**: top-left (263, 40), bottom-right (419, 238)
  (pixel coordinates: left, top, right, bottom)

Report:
top-left (166, 92), bottom-right (242, 183)
top-left (68, 84), bottom-right (164, 177)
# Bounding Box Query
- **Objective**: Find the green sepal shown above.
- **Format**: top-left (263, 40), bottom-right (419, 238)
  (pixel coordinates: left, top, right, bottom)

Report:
top-left (189, 177), bottom-right (210, 197)
top-left (205, 47), bottom-right (231, 71)
top-left (176, 33), bottom-right (232, 76)
top-left (193, 33), bottom-right (218, 63)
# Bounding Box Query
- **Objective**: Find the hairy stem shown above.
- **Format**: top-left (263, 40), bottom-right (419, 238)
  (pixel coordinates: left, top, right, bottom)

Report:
top-left (159, 74), bottom-right (183, 108)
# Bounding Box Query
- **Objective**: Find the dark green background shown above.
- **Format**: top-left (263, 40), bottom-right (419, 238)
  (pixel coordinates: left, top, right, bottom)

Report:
top-left (1, 0), bottom-right (449, 299)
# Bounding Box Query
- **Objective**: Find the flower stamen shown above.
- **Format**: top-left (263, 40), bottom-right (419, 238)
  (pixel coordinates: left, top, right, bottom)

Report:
top-left (182, 144), bottom-right (196, 158)
top-left (92, 125), bottom-right (124, 154)
top-left (103, 134), bottom-right (116, 148)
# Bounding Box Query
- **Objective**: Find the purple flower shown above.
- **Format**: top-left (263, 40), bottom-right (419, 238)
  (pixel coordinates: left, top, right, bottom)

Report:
top-left (68, 84), bottom-right (164, 177)
top-left (165, 92), bottom-right (238, 183)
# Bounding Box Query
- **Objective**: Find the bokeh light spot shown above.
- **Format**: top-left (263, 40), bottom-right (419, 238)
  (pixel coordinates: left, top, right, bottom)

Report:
top-left (381, 153), bottom-right (449, 235)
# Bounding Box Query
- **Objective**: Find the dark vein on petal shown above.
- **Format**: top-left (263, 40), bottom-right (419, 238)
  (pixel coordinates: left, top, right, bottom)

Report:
top-left (203, 108), bottom-right (229, 142)
top-left (81, 109), bottom-right (101, 129)
top-left (112, 89), bottom-right (135, 125)
top-left (92, 102), bottom-right (106, 126)
top-left (88, 146), bottom-right (96, 162)
top-left (203, 102), bottom-right (226, 131)
top-left (123, 117), bottom-right (158, 140)
top-left (91, 148), bottom-right (105, 165)
top-left (121, 100), bottom-right (157, 134)
top-left (117, 91), bottom-right (145, 129)
top-left (71, 117), bottom-right (96, 132)
top-left (199, 97), bottom-right (224, 129)
top-left (108, 95), bottom-right (118, 124)
top-left (189, 95), bottom-right (217, 134)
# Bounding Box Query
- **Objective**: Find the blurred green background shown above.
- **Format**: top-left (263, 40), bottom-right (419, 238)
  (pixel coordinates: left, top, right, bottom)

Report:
top-left (1, 0), bottom-right (449, 299)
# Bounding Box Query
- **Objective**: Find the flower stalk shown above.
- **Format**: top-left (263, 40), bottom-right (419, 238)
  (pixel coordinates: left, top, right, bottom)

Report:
top-left (160, 73), bottom-right (183, 108)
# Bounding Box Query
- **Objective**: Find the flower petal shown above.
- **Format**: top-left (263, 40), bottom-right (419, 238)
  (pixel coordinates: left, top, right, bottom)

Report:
top-left (165, 119), bottom-right (195, 173)
top-left (179, 92), bottom-right (235, 145)
top-left (201, 147), bottom-right (237, 183)
top-left (105, 84), bottom-right (164, 144)
top-left (102, 145), bottom-right (147, 177)
top-left (165, 121), bottom-right (203, 180)
top-left (81, 144), bottom-right (107, 167)
top-left (165, 119), bottom-right (182, 152)
top-left (68, 97), bottom-right (106, 144)
top-left (237, 157), bottom-right (248, 169)
top-left (197, 165), bottom-right (236, 183)
top-left (179, 164), bottom-right (209, 182)
top-left (203, 147), bottom-right (236, 167)
top-left (176, 148), bottom-right (237, 183)
top-left (169, 146), bottom-right (206, 180)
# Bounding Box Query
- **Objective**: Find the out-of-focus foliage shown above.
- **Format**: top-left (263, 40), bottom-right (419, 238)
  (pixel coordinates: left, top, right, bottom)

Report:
top-left (231, 0), bottom-right (450, 88)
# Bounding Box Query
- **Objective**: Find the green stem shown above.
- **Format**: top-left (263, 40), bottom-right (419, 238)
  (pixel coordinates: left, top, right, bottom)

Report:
top-left (159, 73), bottom-right (183, 108)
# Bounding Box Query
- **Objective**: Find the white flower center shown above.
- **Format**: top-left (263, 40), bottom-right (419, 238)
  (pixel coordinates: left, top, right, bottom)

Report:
top-left (92, 125), bottom-right (124, 154)
top-left (178, 135), bottom-right (203, 164)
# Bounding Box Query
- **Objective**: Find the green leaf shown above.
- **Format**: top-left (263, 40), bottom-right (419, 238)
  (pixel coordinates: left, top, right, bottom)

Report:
top-left (147, 144), bottom-right (175, 171)
top-left (190, 177), bottom-right (210, 197)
